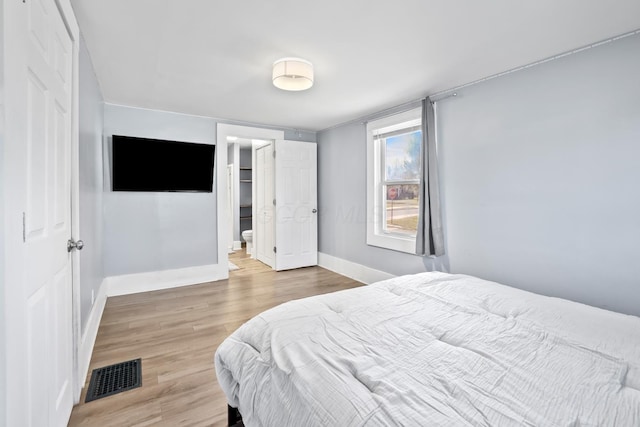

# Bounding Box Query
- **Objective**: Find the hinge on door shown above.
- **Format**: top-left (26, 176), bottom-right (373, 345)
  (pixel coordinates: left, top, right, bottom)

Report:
top-left (273, 246), bottom-right (277, 253)
top-left (22, 212), bottom-right (26, 242)
top-left (273, 199), bottom-right (276, 206)
top-left (272, 150), bottom-right (276, 158)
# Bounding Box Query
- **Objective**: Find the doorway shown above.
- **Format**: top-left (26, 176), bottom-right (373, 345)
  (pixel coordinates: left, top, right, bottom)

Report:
top-left (217, 125), bottom-right (285, 272)
top-left (216, 124), bottom-right (319, 272)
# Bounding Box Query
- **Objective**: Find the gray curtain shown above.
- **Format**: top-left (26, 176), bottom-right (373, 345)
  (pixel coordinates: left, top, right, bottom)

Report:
top-left (415, 98), bottom-right (445, 256)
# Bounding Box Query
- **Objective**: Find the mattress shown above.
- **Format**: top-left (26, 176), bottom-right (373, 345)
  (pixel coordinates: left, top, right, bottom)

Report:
top-left (215, 272), bottom-right (640, 426)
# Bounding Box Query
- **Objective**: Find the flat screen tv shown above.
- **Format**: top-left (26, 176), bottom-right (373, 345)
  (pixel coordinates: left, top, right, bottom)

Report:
top-left (112, 135), bottom-right (215, 192)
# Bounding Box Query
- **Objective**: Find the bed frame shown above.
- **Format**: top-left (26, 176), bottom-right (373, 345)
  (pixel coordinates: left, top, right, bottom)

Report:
top-left (228, 405), bottom-right (243, 427)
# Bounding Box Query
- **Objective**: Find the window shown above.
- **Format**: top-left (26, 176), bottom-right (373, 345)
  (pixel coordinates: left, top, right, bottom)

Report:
top-left (366, 107), bottom-right (422, 253)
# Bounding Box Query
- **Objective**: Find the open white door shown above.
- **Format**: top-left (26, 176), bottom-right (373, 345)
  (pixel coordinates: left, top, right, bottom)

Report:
top-left (227, 164), bottom-right (234, 253)
top-left (4, 0), bottom-right (76, 425)
top-left (274, 140), bottom-right (318, 271)
top-left (255, 144), bottom-right (275, 268)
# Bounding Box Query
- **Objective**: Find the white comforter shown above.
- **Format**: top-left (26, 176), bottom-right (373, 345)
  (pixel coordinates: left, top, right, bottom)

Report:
top-left (215, 272), bottom-right (640, 426)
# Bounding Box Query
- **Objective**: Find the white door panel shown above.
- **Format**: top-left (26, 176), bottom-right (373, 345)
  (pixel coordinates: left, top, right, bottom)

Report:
top-left (25, 72), bottom-right (48, 240)
top-left (275, 140), bottom-right (318, 271)
top-left (227, 165), bottom-right (234, 252)
top-left (52, 264), bottom-right (72, 407)
top-left (27, 285), bottom-right (50, 427)
top-left (256, 144), bottom-right (275, 268)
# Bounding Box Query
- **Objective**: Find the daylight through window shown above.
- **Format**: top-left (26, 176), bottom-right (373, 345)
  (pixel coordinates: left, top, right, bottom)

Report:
top-left (378, 126), bottom-right (421, 236)
top-left (366, 107), bottom-right (422, 253)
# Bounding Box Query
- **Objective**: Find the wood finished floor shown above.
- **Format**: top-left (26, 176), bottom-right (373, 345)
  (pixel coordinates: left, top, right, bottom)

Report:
top-left (68, 251), bottom-right (361, 426)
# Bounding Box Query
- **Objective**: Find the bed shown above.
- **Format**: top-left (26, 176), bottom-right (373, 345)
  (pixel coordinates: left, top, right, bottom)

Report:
top-left (215, 272), bottom-right (640, 426)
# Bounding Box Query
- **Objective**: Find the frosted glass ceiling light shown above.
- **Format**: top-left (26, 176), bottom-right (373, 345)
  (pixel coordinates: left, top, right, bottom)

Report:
top-left (272, 58), bottom-right (314, 91)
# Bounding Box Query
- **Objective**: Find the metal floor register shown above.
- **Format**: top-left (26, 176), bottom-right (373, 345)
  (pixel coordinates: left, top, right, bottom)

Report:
top-left (85, 358), bottom-right (142, 403)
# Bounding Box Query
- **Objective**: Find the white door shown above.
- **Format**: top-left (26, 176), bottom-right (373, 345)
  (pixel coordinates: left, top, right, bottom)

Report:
top-left (274, 140), bottom-right (318, 271)
top-left (255, 144), bottom-right (275, 268)
top-left (227, 164), bottom-right (234, 253)
top-left (5, 0), bottom-right (75, 425)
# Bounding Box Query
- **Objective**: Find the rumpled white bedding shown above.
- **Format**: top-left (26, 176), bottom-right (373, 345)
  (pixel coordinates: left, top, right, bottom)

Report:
top-left (215, 272), bottom-right (640, 426)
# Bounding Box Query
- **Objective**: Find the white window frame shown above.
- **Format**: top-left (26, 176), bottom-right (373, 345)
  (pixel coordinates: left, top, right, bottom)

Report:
top-left (366, 107), bottom-right (422, 254)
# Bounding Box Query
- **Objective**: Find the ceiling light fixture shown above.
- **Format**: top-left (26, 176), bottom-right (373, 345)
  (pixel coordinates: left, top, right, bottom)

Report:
top-left (272, 57), bottom-right (314, 91)
top-left (227, 136), bottom-right (238, 141)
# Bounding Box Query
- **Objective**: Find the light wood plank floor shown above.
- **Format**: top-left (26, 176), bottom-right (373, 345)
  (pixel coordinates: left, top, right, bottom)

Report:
top-left (68, 250), bottom-right (361, 426)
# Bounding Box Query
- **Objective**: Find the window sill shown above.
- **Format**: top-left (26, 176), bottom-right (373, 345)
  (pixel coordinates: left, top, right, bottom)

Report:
top-left (366, 232), bottom-right (416, 254)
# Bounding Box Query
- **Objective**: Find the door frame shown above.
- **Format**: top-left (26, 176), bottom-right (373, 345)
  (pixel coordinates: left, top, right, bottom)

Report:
top-left (216, 124), bottom-right (283, 267)
top-left (65, 0), bottom-right (83, 403)
top-left (3, 0), bottom-right (82, 423)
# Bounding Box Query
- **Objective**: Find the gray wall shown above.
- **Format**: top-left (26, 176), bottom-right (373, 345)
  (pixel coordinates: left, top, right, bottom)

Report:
top-left (318, 33), bottom-right (640, 315)
top-left (284, 129), bottom-right (316, 142)
top-left (78, 38), bottom-right (105, 331)
top-left (438, 33), bottom-right (640, 315)
top-left (103, 104), bottom-right (218, 276)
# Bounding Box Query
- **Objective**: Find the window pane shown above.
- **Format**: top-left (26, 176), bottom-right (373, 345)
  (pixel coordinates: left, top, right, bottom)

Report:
top-left (384, 184), bottom-right (420, 236)
top-left (384, 130), bottom-right (421, 181)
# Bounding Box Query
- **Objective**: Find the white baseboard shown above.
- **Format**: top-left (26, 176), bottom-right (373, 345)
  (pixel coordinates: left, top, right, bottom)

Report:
top-left (233, 241), bottom-right (242, 251)
top-left (105, 263), bottom-right (229, 297)
top-left (318, 252), bottom-right (395, 284)
top-left (77, 278), bottom-right (108, 391)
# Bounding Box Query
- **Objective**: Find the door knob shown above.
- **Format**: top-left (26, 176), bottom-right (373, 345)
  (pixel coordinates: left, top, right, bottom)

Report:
top-left (312, 209), bottom-right (317, 213)
top-left (67, 239), bottom-right (84, 252)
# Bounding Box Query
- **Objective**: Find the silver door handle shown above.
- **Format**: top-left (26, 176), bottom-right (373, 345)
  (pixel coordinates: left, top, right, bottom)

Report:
top-left (67, 239), bottom-right (84, 252)
top-left (312, 209), bottom-right (317, 213)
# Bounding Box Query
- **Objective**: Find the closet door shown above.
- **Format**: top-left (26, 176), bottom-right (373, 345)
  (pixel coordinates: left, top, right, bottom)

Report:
top-left (274, 140), bottom-right (318, 271)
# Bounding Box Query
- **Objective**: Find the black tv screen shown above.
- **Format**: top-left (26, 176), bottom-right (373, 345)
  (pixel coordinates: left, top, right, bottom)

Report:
top-left (112, 135), bottom-right (215, 192)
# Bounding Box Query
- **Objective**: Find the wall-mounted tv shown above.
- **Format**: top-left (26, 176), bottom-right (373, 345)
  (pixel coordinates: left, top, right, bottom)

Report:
top-left (112, 135), bottom-right (215, 193)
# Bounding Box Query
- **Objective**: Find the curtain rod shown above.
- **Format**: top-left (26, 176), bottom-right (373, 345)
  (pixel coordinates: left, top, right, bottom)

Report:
top-left (355, 93), bottom-right (457, 126)
top-left (431, 93), bottom-right (457, 103)
top-left (320, 28), bottom-right (640, 132)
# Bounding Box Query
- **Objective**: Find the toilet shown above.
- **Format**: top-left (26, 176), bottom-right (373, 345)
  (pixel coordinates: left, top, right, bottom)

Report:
top-left (241, 230), bottom-right (253, 255)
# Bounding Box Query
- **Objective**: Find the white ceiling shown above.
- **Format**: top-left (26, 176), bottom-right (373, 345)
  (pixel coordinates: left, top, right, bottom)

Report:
top-left (72, 0), bottom-right (640, 131)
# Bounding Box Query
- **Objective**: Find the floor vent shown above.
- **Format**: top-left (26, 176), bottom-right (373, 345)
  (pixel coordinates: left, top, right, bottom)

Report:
top-left (85, 358), bottom-right (142, 403)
